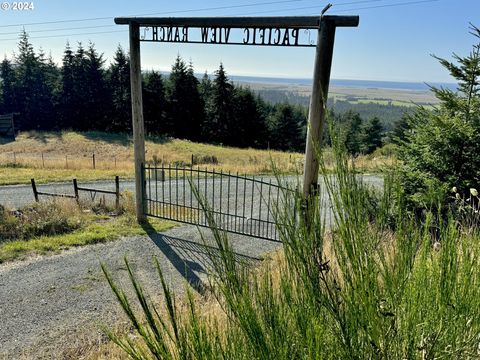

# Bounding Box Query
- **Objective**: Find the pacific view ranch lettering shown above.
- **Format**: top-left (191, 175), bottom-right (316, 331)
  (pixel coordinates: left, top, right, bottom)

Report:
top-left (148, 26), bottom-right (304, 46)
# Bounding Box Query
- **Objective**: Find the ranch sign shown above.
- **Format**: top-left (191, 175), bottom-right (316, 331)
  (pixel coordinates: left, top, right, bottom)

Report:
top-left (143, 26), bottom-right (315, 47)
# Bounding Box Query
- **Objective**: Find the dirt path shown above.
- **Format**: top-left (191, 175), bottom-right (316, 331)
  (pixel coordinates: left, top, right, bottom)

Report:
top-left (0, 224), bottom-right (280, 359)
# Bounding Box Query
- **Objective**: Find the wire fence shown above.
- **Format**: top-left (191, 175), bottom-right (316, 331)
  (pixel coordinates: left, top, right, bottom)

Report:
top-left (0, 152), bottom-right (127, 170)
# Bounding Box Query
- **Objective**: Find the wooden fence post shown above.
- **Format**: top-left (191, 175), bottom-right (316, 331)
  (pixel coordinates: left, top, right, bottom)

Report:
top-left (115, 176), bottom-right (120, 210)
top-left (73, 179), bottom-right (79, 203)
top-left (92, 153), bottom-right (96, 169)
top-left (31, 178), bottom-right (39, 202)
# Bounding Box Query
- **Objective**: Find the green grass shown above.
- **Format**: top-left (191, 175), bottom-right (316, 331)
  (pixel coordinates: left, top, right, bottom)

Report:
top-left (0, 215), bottom-right (174, 264)
top-left (100, 140), bottom-right (480, 359)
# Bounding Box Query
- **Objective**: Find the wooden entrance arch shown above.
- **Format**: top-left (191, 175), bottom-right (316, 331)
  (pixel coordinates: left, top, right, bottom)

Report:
top-left (115, 15), bottom-right (359, 222)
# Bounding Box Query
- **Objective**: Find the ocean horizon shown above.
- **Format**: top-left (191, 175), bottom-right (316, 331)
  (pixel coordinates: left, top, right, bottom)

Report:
top-left (228, 74), bottom-right (457, 92)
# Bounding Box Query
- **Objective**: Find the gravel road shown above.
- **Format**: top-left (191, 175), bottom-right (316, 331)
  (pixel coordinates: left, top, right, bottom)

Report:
top-left (0, 175), bottom-right (382, 358)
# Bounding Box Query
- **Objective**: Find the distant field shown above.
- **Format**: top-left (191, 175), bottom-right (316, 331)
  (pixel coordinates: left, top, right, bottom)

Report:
top-left (0, 131), bottom-right (392, 185)
top-left (240, 81), bottom-right (439, 105)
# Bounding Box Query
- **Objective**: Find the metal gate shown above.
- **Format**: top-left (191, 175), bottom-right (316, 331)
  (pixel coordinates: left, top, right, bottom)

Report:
top-left (144, 165), bottom-right (293, 242)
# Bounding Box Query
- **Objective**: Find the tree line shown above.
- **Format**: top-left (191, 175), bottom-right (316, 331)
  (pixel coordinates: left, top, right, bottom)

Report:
top-left (0, 31), bottom-right (385, 154)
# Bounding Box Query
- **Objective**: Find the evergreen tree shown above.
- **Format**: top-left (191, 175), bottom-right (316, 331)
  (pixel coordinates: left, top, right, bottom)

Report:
top-left (59, 42), bottom-right (76, 129)
top-left (36, 49), bottom-right (60, 129)
top-left (109, 45), bottom-right (131, 132)
top-left (14, 31), bottom-right (57, 130)
top-left (360, 116), bottom-right (383, 154)
top-left (209, 63), bottom-right (234, 144)
top-left (166, 57), bottom-right (204, 140)
top-left (232, 87), bottom-right (268, 148)
top-left (69, 42), bottom-right (90, 130)
top-left (143, 71), bottom-right (167, 135)
top-left (0, 57), bottom-right (17, 115)
top-left (337, 110), bottom-right (363, 155)
top-left (84, 42), bottom-right (110, 130)
top-left (268, 103), bottom-right (303, 151)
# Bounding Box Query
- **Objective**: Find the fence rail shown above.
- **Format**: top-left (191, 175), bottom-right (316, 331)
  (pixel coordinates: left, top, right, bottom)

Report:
top-left (31, 176), bottom-right (120, 208)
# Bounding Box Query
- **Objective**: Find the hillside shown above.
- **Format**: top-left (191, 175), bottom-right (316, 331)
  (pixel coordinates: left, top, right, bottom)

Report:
top-left (0, 131), bottom-right (305, 185)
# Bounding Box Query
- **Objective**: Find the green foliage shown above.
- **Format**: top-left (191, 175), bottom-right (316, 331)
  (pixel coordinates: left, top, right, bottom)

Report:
top-left (267, 103), bottom-right (304, 151)
top-left (331, 110), bottom-right (385, 155)
top-left (109, 45), bottom-right (131, 132)
top-left (397, 25), bottom-right (480, 211)
top-left (103, 138), bottom-right (480, 359)
top-left (361, 116), bottom-right (383, 154)
top-left (167, 57), bottom-right (204, 141)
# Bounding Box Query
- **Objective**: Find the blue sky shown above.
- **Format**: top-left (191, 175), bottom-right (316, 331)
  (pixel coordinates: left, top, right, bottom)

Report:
top-left (0, 0), bottom-right (478, 83)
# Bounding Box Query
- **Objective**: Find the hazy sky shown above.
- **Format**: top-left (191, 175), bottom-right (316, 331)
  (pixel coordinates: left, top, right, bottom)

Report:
top-left (0, 0), bottom-right (478, 83)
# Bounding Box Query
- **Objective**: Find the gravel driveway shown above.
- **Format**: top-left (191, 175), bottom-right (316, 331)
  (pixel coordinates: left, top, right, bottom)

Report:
top-left (0, 225), bottom-right (281, 359)
top-left (0, 174), bottom-right (382, 358)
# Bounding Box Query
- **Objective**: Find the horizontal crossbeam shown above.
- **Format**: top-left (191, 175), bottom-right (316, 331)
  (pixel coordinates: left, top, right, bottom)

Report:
top-left (114, 15), bottom-right (359, 29)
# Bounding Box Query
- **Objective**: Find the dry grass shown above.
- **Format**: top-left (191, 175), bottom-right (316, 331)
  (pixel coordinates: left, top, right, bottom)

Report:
top-left (0, 131), bottom-right (392, 185)
top-left (0, 131), bottom-right (304, 185)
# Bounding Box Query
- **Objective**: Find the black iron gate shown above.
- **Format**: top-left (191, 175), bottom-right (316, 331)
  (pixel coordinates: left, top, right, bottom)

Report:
top-left (144, 165), bottom-right (293, 241)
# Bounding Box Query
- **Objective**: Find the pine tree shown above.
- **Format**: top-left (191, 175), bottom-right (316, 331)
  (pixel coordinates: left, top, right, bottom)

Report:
top-left (84, 42), bottom-right (110, 130)
top-left (360, 117), bottom-right (383, 154)
top-left (14, 31), bottom-right (57, 130)
top-left (340, 110), bottom-right (363, 155)
top-left (0, 57), bottom-right (17, 115)
top-left (210, 63), bottom-right (234, 144)
top-left (59, 42), bottom-right (76, 129)
top-left (143, 71), bottom-right (166, 135)
top-left (232, 87), bottom-right (268, 148)
top-left (166, 56), bottom-right (204, 140)
top-left (268, 103), bottom-right (303, 151)
top-left (109, 45), bottom-right (131, 132)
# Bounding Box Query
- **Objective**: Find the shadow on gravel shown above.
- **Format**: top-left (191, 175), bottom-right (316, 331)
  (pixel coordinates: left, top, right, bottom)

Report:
top-left (141, 222), bottom-right (263, 295)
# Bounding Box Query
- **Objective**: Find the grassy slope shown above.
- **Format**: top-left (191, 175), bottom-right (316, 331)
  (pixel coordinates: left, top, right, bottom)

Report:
top-left (0, 131), bottom-right (304, 185)
top-left (0, 215), bottom-right (174, 264)
top-left (0, 131), bottom-right (393, 185)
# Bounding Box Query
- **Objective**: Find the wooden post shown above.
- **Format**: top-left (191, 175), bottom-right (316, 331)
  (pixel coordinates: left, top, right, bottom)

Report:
top-left (303, 17), bottom-right (337, 199)
top-left (31, 178), bottom-right (39, 202)
top-left (73, 179), bottom-right (79, 203)
top-left (41, 153), bottom-right (45, 168)
top-left (129, 22), bottom-right (147, 222)
top-left (115, 176), bottom-right (120, 210)
top-left (92, 153), bottom-right (96, 169)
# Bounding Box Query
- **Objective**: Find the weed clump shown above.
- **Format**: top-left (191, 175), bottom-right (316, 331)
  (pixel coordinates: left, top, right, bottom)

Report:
top-left (0, 201), bottom-right (82, 242)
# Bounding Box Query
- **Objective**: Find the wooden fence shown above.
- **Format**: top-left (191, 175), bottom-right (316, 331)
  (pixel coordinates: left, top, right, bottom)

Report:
top-left (31, 176), bottom-right (120, 209)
